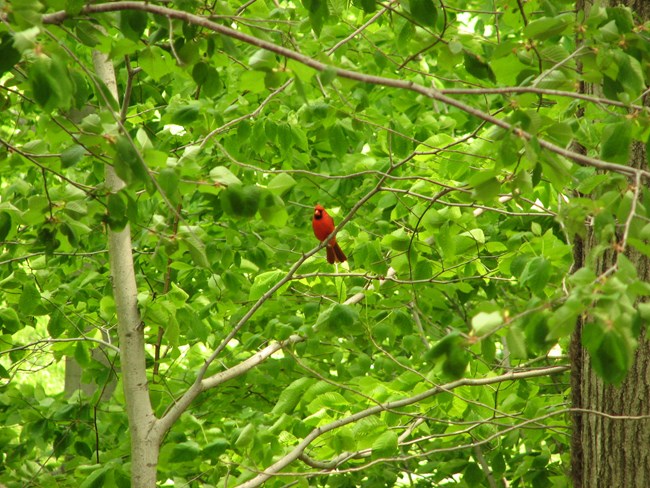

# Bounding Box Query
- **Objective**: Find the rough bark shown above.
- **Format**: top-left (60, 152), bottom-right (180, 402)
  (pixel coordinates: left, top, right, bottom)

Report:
top-left (571, 3), bottom-right (650, 485)
top-left (573, 243), bottom-right (650, 487)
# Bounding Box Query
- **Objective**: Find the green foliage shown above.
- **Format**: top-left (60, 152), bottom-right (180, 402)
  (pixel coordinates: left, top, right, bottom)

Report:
top-left (0, 0), bottom-right (648, 485)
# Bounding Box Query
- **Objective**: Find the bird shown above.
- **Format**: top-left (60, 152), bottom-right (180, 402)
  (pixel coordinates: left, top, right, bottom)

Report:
top-left (312, 204), bottom-right (347, 264)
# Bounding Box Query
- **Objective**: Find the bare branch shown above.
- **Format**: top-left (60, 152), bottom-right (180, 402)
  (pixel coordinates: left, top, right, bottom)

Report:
top-left (41, 2), bottom-right (648, 179)
top-left (157, 335), bottom-right (304, 435)
top-left (0, 337), bottom-right (120, 356)
top-left (619, 171), bottom-right (641, 253)
top-left (236, 365), bottom-right (569, 487)
top-left (326, 2), bottom-right (396, 55)
top-left (440, 85), bottom-right (648, 113)
top-left (198, 79), bottom-right (292, 150)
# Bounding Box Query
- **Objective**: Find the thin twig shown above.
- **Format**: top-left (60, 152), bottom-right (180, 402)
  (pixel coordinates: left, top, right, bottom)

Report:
top-left (40, 2), bottom-right (650, 179)
top-left (326, 2), bottom-right (395, 55)
top-left (237, 366), bottom-right (569, 487)
top-left (619, 171), bottom-right (641, 253)
top-left (199, 79), bottom-right (292, 150)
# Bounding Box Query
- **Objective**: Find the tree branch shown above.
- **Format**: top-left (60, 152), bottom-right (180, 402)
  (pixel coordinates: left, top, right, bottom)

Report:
top-left (236, 366), bottom-right (569, 487)
top-left (440, 85), bottom-right (648, 112)
top-left (0, 336), bottom-right (120, 356)
top-left (41, 2), bottom-right (648, 180)
top-left (156, 335), bottom-right (304, 435)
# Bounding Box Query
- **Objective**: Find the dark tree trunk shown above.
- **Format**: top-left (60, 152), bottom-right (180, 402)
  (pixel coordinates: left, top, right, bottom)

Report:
top-left (571, 3), bottom-right (650, 486)
top-left (572, 236), bottom-right (650, 487)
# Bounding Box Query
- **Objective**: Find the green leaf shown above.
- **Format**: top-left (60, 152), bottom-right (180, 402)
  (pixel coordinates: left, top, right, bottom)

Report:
top-left (428, 331), bottom-right (461, 358)
top-left (463, 51), bottom-right (496, 83)
top-left (168, 282), bottom-right (189, 304)
top-left (203, 438), bottom-right (229, 457)
top-left (524, 14), bottom-right (573, 40)
top-left (210, 166), bottom-right (242, 187)
top-left (358, 0), bottom-right (376, 13)
top-left (409, 0), bottom-right (438, 27)
top-left (600, 121), bottom-right (631, 165)
top-left (248, 49), bottom-right (276, 71)
top-left (180, 233), bottom-right (210, 269)
top-left (471, 311), bottom-right (503, 336)
top-left (327, 304), bottom-right (359, 331)
top-left (169, 101), bottom-right (201, 125)
top-left (471, 177), bottom-right (501, 201)
top-left (158, 167), bottom-right (179, 200)
top-left (547, 299), bottom-right (584, 339)
top-left (159, 317), bottom-right (179, 348)
top-left (29, 59), bottom-right (56, 110)
top-left (519, 257), bottom-right (551, 294)
top-left (319, 66), bottom-right (338, 85)
top-left (586, 328), bottom-right (636, 385)
top-left (74, 21), bottom-right (101, 46)
top-left (0, 308), bottom-right (21, 333)
top-left (249, 270), bottom-right (285, 301)
top-left (267, 173), bottom-right (296, 195)
top-left (139, 46), bottom-right (174, 81)
top-left (239, 70), bottom-right (266, 93)
top-left (74, 441), bottom-right (93, 459)
top-left (443, 344), bottom-right (470, 379)
top-left (79, 466), bottom-right (109, 488)
top-left (0, 33), bottom-right (21, 75)
top-left (145, 301), bottom-right (175, 327)
top-left (47, 310), bottom-right (65, 338)
top-left (398, 21), bottom-right (415, 47)
top-left (607, 6), bottom-right (634, 33)
top-left (221, 184), bottom-right (261, 218)
top-left (540, 153), bottom-right (572, 190)
top-left (303, 0), bottom-right (329, 36)
top-left (464, 463), bottom-right (485, 485)
top-left (12, 26), bottom-right (39, 52)
top-left (9, 0), bottom-right (43, 28)
top-left (0, 211), bottom-right (11, 242)
top-left (170, 441), bottom-right (201, 462)
top-left (506, 326), bottom-right (528, 359)
top-left (176, 306), bottom-right (208, 343)
top-left (60, 144), bottom-right (85, 168)
top-left (119, 10), bottom-right (148, 42)
top-left (258, 196), bottom-right (288, 227)
top-left (371, 430), bottom-right (398, 458)
top-left (328, 122), bottom-right (347, 158)
top-left (382, 228), bottom-right (411, 251)
top-left (19, 282), bottom-right (41, 315)
top-left (638, 303), bottom-right (650, 321)
top-left (481, 337), bottom-right (496, 364)
top-left (112, 136), bottom-right (149, 186)
top-left (80, 113), bottom-right (102, 134)
top-left (617, 53), bottom-right (644, 99)
top-left (107, 192), bottom-right (128, 231)
top-left (272, 377), bottom-right (314, 415)
top-left (74, 341), bottom-right (91, 367)
top-left (192, 62), bottom-right (209, 84)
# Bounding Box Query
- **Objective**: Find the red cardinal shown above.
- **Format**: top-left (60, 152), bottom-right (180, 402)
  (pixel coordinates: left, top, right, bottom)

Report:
top-left (312, 204), bottom-right (347, 264)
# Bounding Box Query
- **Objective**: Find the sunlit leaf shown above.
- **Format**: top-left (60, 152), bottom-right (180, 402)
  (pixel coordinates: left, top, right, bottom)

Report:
top-left (471, 311), bottom-right (503, 336)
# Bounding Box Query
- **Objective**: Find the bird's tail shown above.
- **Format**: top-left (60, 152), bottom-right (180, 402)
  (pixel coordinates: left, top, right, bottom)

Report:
top-left (327, 242), bottom-right (347, 264)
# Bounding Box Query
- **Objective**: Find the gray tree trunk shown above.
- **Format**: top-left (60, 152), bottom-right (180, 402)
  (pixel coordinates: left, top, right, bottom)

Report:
top-left (92, 50), bottom-right (160, 487)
